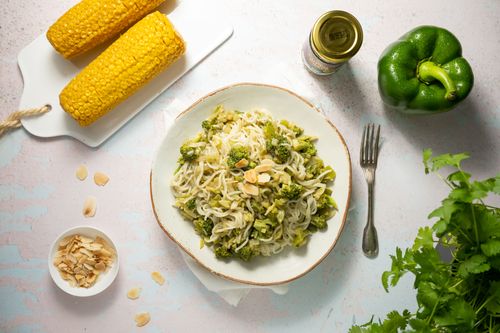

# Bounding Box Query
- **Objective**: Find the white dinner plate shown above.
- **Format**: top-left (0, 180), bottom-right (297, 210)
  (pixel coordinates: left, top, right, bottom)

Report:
top-left (150, 83), bottom-right (351, 285)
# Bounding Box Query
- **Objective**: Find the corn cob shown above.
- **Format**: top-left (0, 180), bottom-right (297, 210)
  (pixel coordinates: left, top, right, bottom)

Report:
top-left (60, 11), bottom-right (185, 126)
top-left (47, 0), bottom-right (165, 58)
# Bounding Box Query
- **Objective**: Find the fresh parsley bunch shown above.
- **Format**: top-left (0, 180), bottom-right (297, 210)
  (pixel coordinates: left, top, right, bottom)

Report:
top-left (350, 150), bottom-right (500, 333)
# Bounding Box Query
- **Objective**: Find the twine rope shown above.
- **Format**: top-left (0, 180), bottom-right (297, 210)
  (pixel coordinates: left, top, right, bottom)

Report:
top-left (0, 104), bottom-right (52, 138)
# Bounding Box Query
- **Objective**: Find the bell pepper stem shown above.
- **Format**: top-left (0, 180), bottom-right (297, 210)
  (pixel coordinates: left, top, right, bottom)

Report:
top-left (418, 61), bottom-right (457, 101)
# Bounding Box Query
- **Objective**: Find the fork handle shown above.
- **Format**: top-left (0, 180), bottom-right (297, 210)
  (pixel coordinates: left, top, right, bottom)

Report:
top-left (362, 181), bottom-right (379, 257)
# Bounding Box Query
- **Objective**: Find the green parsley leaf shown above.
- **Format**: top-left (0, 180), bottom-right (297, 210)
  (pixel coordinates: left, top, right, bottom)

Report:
top-left (458, 254), bottom-right (490, 277)
top-left (430, 152), bottom-right (470, 171)
top-left (481, 239), bottom-right (500, 257)
top-left (485, 281), bottom-right (500, 314)
top-left (493, 173), bottom-right (500, 194)
top-left (433, 298), bottom-right (475, 329)
top-left (412, 227), bottom-right (434, 250)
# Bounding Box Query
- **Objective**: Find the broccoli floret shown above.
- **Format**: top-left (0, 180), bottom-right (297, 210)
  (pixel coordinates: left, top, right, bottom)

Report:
top-left (321, 166), bottom-right (336, 181)
top-left (266, 136), bottom-right (291, 163)
top-left (250, 200), bottom-right (265, 215)
top-left (280, 120), bottom-right (303, 137)
top-left (306, 157), bottom-right (325, 178)
top-left (279, 183), bottom-right (303, 200)
top-left (317, 193), bottom-right (337, 210)
top-left (186, 198), bottom-right (196, 211)
top-left (201, 119), bottom-right (214, 131)
top-left (253, 218), bottom-right (276, 236)
top-left (237, 245), bottom-right (255, 261)
top-left (247, 161), bottom-right (257, 169)
top-left (311, 215), bottom-right (327, 229)
top-left (227, 146), bottom-right (249, 168)
top-left (214, 246), bottom-right (232, 259)
top-left (263, 121), bottom-right (277, 139)
top-left (292, 228), bottom-right (310, 247)
top-left (194, 218), bottom-right (214, 237)
top-left (180, 143), bottom-right (199, 162)
top-left (292, 136), bottom-right (317, 158)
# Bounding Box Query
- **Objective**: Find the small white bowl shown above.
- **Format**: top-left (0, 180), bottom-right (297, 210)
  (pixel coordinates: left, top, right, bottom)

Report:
top-left (48, 226), bottom-right (119, 297)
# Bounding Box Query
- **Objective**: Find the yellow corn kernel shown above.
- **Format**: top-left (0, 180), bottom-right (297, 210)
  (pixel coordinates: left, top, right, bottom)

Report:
top-left (60, 11), bottom-right (185, 127)
top-left (47, 0), bottom-right (165, 58)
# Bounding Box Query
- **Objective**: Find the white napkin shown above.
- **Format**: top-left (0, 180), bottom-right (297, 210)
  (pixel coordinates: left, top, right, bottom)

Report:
top-left (163, 99), bottom-right (289, 306)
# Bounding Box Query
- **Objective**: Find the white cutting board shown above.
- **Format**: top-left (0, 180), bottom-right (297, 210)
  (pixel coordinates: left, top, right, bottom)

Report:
top-left (18, 1), bottom-right (233, 147)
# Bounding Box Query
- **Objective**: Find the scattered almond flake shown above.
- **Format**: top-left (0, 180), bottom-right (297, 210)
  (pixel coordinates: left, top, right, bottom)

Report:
top-left (83, 196), bottom-right (97, 217)
top-left (93, 172), bottom-right (109, 186)
top-left (243, 169), bottom-right (257, 183)
top-left (242, 183), bottom-right (259, 196)
top-left (234, 158), bottom-right (249, 169)
top-left (127, 287), bottom-right (141, 300)
top-left (75, 165), bottom-right (88, 181)
top-left (53, 234), bottom-right (115, 288)
top-left (134, 312), bottom-right (151, 327)
top-left (260, 159), bottom-right (274, 166)
top-left (257, 173), bottom-right (271, 184)
top-left (151, 271), bottom-right (165, 285)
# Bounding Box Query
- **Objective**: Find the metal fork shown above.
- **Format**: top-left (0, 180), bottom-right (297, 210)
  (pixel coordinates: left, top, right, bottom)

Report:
top-left (360, 123), bottom-right (381, 258)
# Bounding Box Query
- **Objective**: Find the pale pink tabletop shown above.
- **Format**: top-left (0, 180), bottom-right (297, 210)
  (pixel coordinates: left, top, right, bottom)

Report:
top-left (1, 0), bottom-right (500, 332)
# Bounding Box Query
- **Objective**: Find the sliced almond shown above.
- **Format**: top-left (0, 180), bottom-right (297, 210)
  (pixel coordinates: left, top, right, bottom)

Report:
top-left (242, 183), bottom-right (259, 196)
top-left (94, 262), bottom-right (106, 272)
top-left (88, 273), bottom-right (97, 282)
top-left (255, 164), bottom-right (273, 173)
top-left (59, 236), bottom-right (74, 248)
top-left (79, 236), bottom-right (93, 244)
top-left (83, 196), bottom-right (97, 218)
top-left (135, 312), bottom-right (151, 327)
top-left (151, 271), bottom-right (165, 285)
top-left (257, 173), bottom-right (271, 184)
top-left (234, 158), bottom-right (249, 169)
top-left (127, 287), bottom-right (141, 300)
top-left (93, 172), bottom-right (109, 186)
top-left (75, 165), bottom-right (88, 181)
top-left (244, 169), bottom-right (258, 184)
top-left (261, 159), bottom-right (274, 166)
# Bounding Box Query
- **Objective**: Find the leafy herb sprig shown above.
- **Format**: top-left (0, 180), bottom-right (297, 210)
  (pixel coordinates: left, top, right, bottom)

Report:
top-left (350, 150), bottom-right (500, 333)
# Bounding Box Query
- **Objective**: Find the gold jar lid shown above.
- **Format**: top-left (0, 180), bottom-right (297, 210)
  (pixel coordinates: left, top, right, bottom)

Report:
top-left (311, 10), bottom-right (363, 63)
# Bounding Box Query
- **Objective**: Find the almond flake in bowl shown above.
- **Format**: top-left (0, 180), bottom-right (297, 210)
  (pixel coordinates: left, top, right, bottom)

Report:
top-left (49, 226), bottom-right (119, 297)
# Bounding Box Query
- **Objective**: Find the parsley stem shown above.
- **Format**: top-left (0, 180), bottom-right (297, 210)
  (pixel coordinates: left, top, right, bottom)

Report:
top-left (454, 223), bottom-right (473, 244)
top-left (449, 279), bottom-right (463, 289)
top-left (426, 298), bottom-right (440, 325)
top-left (476, 294), bottom-right (494, 314)
top-left (471, 204), bottom-right (480, 246)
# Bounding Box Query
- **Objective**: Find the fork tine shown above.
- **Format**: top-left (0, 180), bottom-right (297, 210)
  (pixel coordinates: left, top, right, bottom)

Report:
top-left (368, 123), bottom-right (374, 163)
top-left (374, 125), bottom-right (381, 164)
top-left (360, 125), bottom-right (367, 164)
top-left (364, 124), bottom-right (371, 163)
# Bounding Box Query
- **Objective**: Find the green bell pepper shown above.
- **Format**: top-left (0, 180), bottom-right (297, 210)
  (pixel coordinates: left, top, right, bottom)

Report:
top-left (378, 26), bottom-right (473, 114)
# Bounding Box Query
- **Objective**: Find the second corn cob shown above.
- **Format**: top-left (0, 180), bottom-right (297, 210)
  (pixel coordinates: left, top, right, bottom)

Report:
top-left (47, 0), bottom-right (165, 58)
top-left (60, 11), bottom-right (185, 126)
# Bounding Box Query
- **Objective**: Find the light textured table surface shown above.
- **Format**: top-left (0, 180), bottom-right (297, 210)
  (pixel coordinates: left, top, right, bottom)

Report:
top-left (1, 0), bottom-right (499, 332)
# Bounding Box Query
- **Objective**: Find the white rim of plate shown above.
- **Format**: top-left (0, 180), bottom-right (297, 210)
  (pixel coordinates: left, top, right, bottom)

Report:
top-left (150, 82), bottom-right (352, 285)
